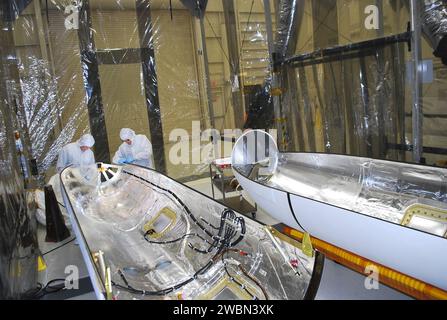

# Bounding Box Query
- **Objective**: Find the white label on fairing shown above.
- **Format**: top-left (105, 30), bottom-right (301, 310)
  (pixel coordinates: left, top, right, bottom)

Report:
top-left (259, 269), bottom-right (267, 277)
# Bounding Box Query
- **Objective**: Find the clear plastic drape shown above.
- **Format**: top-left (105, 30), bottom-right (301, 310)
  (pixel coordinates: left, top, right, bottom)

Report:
top-left (0, 2), bottom-right (38, 298)
top-left (276, 0), bottom-right (447, 167)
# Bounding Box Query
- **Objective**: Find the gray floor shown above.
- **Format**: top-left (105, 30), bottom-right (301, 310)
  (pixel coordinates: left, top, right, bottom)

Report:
top-left (37, 224), bottom-right (94, 299)
top-left (186, 177), bottom-right (279, 226)
top-left (35, 177), bottom-right (412, 300)
top-left (316, 259), bottom-right (411, 300)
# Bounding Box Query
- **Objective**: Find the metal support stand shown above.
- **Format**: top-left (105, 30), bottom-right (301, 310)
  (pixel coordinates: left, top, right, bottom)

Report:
top-left (199, 15), bottom-right (215, 129)
top-left (78, 0), bottom-right (111, 163)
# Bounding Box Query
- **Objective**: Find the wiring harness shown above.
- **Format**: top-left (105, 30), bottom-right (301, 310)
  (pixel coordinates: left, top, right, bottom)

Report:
top-left (111, 172), bottom-right (247, 296)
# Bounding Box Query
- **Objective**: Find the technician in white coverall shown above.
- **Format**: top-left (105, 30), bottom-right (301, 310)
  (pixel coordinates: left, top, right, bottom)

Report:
top-left (112, 128), bottom-right (154, 169)
top-left (56, 134), bottom-right (96, 172)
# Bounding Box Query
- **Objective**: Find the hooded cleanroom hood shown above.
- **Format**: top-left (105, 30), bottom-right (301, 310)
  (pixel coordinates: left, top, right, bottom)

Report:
top-left (120, 128), bottom-right (136, 141)
top-left (78, 134), bottom-right (95, 148)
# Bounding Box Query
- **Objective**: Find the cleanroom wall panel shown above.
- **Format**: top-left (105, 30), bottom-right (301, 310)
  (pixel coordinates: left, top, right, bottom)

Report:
top-left (203, 9), bottom-right (237, 132)
top-left (295, 0), bottom-right (314, 54)
top-left (91, 9), bottom-right (140, 49)
top-left (47, 9), bottom-right (90, 155)
top-left (151, 10), bottom-right (205, 179)
top-left (0, 9), bottom-right (38, 297)
top-left (291, 42), bottom-right (407, 160)
top-left (10, 1), bottom-right (240, 181)
top-left (90, 6), bottom-right (206, 179)
top-left (99, 63), bottom-right (151, 156)
top-left (89, 6), bottom-right (151, 160)
top-left (153, 10), bottom-right (201, 140)
top-left (288, 1), bottom-right (420, 163)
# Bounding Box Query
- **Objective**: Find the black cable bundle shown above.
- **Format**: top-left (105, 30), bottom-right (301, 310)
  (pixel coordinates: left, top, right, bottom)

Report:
top-left (21, 279), bottom-right (66, 300)
top-left (188, 208), bottom-right (246, 254)
top-left (112, 171), bottom-right (248, 297)
top-left (116, 207), bottom-right (246, 297)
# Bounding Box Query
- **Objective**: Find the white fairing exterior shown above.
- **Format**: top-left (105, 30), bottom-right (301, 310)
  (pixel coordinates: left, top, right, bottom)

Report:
top-left (290, 194), bottom-right (447, 290)
top-left (232, 129), bottom-right (447, 291)
top-left (234, 171), bottom-right (304, 232)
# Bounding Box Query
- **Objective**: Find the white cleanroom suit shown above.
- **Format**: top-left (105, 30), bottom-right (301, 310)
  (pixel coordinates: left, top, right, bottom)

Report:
top-left (56, 134), bottom-right (96, 172)
top-left (112, 128), bottom-right (154, 169)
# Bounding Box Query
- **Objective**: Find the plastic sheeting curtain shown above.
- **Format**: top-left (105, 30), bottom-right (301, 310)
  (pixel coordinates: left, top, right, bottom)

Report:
top-left (4, 0), bottom-right (226, 182)
top-left (286, 42), bottom-right (407, 162)
top-left (0, 1), bottom-right (38, 298)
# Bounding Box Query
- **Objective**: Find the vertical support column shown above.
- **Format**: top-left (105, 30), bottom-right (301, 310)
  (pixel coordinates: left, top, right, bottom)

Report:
top-left (410, 0), bottom-right (423, 163)
top-left (78, 0), bottom-right (110, 163)
top-left (222, 0), bottom-right (244, 129)
top-left (190, 18), bottom-right (207, 130)
top-left (34, 0), bottom-right (49, 62)
top-left (198, 14), bottom-right (216, 128)
top-left (136, 0), bottom-right (166, 173)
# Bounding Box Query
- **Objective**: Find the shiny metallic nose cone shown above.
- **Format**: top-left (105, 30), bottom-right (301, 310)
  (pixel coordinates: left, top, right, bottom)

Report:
top-left (231, 129), bottom-right (279, 180)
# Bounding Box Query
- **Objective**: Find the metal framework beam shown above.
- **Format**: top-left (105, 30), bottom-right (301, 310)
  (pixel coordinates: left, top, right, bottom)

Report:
top-left (222, 0), bottom-right (244, 129)
top-left (198, 14), bottom-right (215, 128)
top-left (78, 0), bottom-right (111, 163)
top-left (280, 32), bottom-right (411, 67)
top-left (136, 0), bottom-right (167, 173)
top-left (410, 0), bottom-right (424, 163)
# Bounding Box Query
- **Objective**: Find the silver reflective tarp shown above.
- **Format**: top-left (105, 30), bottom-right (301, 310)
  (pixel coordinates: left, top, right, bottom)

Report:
top-left (422, 0), bottom-right (447, 61)
top-left (232, 130), bottom-right (447, 234)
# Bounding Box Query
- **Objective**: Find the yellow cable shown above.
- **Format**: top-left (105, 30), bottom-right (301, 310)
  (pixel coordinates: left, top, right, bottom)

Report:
top-left (282, 226), bottom-right (447, 300)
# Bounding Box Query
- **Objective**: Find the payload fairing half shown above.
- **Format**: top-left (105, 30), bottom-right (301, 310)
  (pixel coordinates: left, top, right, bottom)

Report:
top-left (60, 163), bottom-right (322, 300)
top-left (231, 130), bottom-right (447, 291)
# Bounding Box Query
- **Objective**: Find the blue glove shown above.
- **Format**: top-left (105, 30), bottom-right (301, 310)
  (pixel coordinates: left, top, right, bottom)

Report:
top-left (125, 157), bottom-right (134, 164)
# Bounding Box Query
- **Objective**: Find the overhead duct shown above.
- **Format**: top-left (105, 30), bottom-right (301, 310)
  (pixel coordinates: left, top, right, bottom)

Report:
top-left (422, 0), bottom-right (447, 65)
top-left (275, 0), bottom-right (304, 58)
